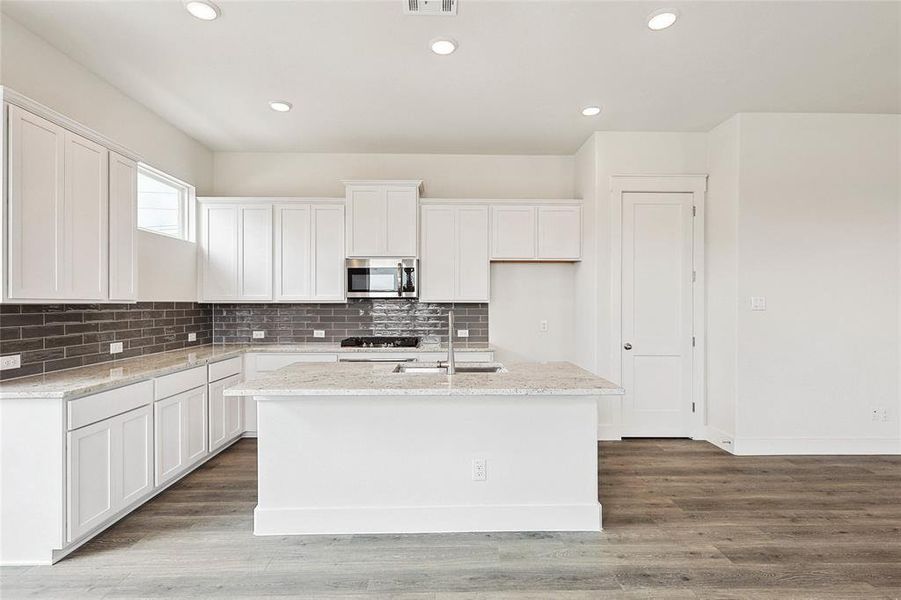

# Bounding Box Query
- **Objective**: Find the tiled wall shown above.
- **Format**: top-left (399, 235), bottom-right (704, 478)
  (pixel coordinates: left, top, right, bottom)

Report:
top-left (0, 303), bottom-right (212, 380)
top-left (212, 300), bottom-right (489, 346)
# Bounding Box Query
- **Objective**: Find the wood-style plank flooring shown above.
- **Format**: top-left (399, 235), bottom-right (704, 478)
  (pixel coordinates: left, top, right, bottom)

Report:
top-left (2, 439), bottom-right (900, 599)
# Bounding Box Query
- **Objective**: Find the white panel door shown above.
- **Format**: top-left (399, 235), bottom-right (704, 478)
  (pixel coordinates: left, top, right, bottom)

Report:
top-left (274, 204), bottom-right (311, 301)
top-left (119, 405), bottom-right (153, 506)
top-left (420, 206), bottom-right (456, 301)
top-left (200, 205), bottom-right (239, 301)
top-left (490, 206), bottom-right (536, 259)
top-left (385, 188), bottom-right (418, 256)
top-left (154, 394), bottom-right (184, 485)
top-left (109, 152), bottom-right (138, 301)
top-left (621, 193), bottom-right (694, 437)
top-left (67, 417), bottom-right (115, 541)
top-left (7, 105), bottom-right (66, 300)
top-left (538, 206), bottom-right (581, 260)
top-left (346, 188), bottom-right (386, 256)
top-left (311, 204), bottom-right (346, 301)
top-left (64, 132), bottom-right (109, 300)
top-left (456, 206), bottom-right (490, 302)
top-left (238, 205), bottom-right (273, 300)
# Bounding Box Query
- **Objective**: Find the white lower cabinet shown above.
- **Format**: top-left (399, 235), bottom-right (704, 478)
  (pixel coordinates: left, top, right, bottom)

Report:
top-left (209, 373), bottom-right (244, 452)
top-left (67, 404), bottom-right (152, 542)
top-left (154, 386), bottom-right (208, 486)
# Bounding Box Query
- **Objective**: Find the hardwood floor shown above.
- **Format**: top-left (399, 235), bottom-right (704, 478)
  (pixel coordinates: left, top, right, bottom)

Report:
top-left (2, 438), bottom-right (900, 598)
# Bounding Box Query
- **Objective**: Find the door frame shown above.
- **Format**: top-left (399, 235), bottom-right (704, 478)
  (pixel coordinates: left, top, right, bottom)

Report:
top-left (610, 175), bottom-right (708, 439)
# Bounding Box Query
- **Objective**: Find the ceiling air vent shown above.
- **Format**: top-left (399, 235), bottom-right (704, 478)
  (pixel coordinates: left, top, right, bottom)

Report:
top-left (405, 0), bottom-right (457, 16)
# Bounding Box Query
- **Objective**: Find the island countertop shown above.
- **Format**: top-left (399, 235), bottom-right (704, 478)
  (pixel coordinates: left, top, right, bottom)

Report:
top-left (224, 361), bottom-right (624, 397)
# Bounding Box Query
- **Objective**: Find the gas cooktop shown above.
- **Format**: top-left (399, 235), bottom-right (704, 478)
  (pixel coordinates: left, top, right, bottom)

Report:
top-left (340, 336), bottom-right (420, 348)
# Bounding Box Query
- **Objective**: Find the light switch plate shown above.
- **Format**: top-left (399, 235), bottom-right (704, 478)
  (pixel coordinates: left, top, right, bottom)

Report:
top-left (313, 330), bottom-right (325, 338)
top-left (457, 329), bottom-right (469, 338)
top-left (110, 342), bottom-right (124, 354)
top-left (0, 354), bottom-right (21, 370)
top-left (252, 331), bottom-right (265, 339)
top-left (187, 332), bottom-right (197, 342)
top-left (750, 297), bottom-right (767, 311)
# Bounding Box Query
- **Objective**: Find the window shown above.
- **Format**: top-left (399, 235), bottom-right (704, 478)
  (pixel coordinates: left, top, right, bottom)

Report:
top-left (137, 165), bottom-right (194, 240)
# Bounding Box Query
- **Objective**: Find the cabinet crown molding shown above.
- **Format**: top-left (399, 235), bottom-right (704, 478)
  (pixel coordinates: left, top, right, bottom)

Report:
top-left (342, 180), bottom-right (423, 189)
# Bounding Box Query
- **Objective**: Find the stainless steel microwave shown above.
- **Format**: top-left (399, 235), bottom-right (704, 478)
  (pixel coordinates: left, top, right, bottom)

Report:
top-left (346, 258), bottom-right (418, 298)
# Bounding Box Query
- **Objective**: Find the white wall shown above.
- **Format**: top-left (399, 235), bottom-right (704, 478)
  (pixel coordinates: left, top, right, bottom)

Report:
top-left (0, 15), bottom-right (212, 301)
top-left (572, 136), bottom-right (598, 373)
top-left (731, 114), bottom-right (900, 454)
top-left (705, 116), bottom-right (741, 443)
top-left (488, 263), bottom-right (575, 364)
top-left (213, 152), bottom-right (573, 199)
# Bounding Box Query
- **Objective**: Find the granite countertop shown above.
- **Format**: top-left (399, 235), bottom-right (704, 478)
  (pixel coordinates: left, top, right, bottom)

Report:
top-left (224, 361), bottom-right (624, 397)
top-left (0, 343), bottom-right (494, 400)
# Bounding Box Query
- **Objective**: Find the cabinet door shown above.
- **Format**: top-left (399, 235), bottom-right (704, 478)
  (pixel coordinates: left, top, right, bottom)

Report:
top-left (224, 376), bottom-right (244, 443)
top-left (183, 386), bottom-right (209, 467)
top-left (491, 206), bottom-right (536, 259)
top-left (420, 206), bottom-right (457, 302)
top-left (64, 132), bottom-right (109, 300)
top-left (200, 204), bottom-right (239, 301)
top-left (119, 405), bottom-right (153, 506)
top-left (67, 417), bottom-right (115, 541)
top-left (7, 105), bottom-right (66, 300)
top-left (538, 206), bottom-right (582, 260)
top-left (457, 206), bottom-right (490, 302)
top-left (154, 393), bottom-right (184, 485)
top-left (346, 187), bottom-right (386, 256)
top-left (238, 205), bottom-right (273, 300)
top-left (311, 204), bottom-right (346, 301)
top-left (385, 188), bottom-right (418, 256)
top-left (208, 377), bottom-right (228, 452)
top-left (109, 152), bottom-right (138, 301)
top-left (274, 204), bottom-right (311, 301)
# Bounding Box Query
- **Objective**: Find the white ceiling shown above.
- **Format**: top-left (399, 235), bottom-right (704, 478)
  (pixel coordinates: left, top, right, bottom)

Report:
top-left (3, 1), bottom-right (898, 154)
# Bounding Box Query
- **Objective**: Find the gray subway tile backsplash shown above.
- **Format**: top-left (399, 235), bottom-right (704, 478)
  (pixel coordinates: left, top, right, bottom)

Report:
top-left (0, 299), bottom-right (489, 380)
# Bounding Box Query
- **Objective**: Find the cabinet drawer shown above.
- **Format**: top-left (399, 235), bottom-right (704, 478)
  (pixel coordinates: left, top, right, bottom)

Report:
top-left (208, 356), bottom-right (242, 382)
top-left (154, 366), bottom-right (206, 400)
top-left (68, 380), bottom-right (153, 431)
top-left (254, 353), bottom-right (338, 372)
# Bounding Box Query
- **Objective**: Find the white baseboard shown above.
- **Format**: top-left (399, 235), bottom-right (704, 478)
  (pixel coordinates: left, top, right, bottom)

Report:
top-left (254, 503), bottom-right (603, 536)
top-left (731, 437), bottom-right (901, 456)
top-left (703, 426), bottom-right (736, 454)
top-left (241, 431), bottom-right (258, 439)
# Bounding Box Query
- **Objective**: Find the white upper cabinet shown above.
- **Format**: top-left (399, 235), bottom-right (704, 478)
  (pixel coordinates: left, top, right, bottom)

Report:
top-left (274, 202), bottom-right (346, 302)
top-left (5, 100), bottom-right (138, 303)
top-left (345, 181), bottom-right (420, 257)
top-left (490, 203), bottom-right (581, 261)
top-left (420, 204), bottom-right (489, 303)
top-left (199, 201), bottom-right (273, 302)
top-left (108, 152), bottom-right (137, 301)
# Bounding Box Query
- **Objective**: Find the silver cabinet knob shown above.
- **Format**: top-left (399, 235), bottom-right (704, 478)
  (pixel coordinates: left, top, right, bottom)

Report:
top-left (623, 343), bottom-right (632, 350)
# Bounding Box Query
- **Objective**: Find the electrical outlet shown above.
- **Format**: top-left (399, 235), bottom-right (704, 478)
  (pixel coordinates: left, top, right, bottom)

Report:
top-left (457, 329), bottom-right (469, 338)
top-left (472, 458), bottom-right (487, 481)
top-left (0, 354), bottom-right (21, 370)
top-left (539, 320), bottom-right (549, 332)
top-left (252, 331), bottom-right (265, 339)
top-left (313, 330), bottom-right (325, 338)
top-left (750, 296), bottom-right (767, 311)
top-left (109, 342), bottom-right (124, 354)
top-left (187, 332), bottom-right (197, 342)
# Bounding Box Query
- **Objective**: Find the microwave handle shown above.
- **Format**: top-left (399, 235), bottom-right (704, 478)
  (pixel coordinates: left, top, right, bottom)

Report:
top-left (397, 262), bottom-right (403, 297)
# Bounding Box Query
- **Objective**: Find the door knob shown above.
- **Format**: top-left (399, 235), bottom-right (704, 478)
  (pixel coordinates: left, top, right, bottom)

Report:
top-left (623, 343), bottom-right (632, 350)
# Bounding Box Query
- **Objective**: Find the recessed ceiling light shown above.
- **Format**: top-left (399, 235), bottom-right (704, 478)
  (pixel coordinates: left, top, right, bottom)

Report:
top-left (647, 9), bottom-right (678, 31)
top-left (430, 38), bottom-right (458, 55)
top-left (269, 101), bottom-right (293, 112)
top-left (184, 0), bottom-right (220, 21)
top-left (581, 106), bottom-right (602, 117)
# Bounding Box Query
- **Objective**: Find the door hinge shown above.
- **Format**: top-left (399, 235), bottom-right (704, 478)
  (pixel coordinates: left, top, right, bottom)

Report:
top-left (692, 402), bottom-right (696, 413)
top-left (692, 270), bottom-right (696, 283)
top-left (692, 336), bottom-right (696, 347)
top-left (692, 206), bottom-right (696, 217)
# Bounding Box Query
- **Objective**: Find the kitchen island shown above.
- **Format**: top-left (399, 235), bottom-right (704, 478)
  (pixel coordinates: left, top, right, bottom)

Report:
top-left (225, 361), bottom-right (623, 536)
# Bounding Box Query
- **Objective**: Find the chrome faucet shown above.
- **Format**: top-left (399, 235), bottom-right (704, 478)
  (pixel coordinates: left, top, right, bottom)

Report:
top-left (447, 310), bottom-right (456, 375)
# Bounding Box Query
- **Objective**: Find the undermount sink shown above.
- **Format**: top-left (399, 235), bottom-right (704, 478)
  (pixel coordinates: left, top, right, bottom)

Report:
top-left (393, 363), bottom-right (506, 375)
